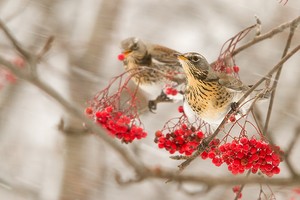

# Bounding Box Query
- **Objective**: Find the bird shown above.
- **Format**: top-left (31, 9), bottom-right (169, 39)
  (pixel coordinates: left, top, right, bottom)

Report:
top-left (176, 52), bottom-right (250, 126)
top-left (120, 37), bottom-right (185, 111)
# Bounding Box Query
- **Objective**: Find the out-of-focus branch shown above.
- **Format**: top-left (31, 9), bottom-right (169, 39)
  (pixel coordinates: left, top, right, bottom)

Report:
top-left (0, 55), bottom-right (146, 174)
top-left (0, 20), bottom-right (146, 174)
top-left (0, 19), bottom-right (31, 59)
top-left (116, 167), bottom-right (300, 187)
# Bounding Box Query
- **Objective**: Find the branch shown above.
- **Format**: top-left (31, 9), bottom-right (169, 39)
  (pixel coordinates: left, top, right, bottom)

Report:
top-left (232, 16), bottom-right (300, 56)
top-left (118, 167), bottom-right (300, 187)
top-left (0, 19), bottom-right (31, 59)
top-left (263, 20), bottom-right (298, 134)
top-left (0, 55), bottom-right (146, 175)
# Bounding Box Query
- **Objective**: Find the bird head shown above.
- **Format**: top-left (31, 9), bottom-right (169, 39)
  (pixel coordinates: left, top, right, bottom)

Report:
top-left (121, 37), bottom-right (147, 59)
top-left (177, 52), bottom-right (210, 80)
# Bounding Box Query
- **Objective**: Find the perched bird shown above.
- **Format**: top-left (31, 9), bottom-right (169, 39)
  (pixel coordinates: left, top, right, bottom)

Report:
top-left (177, 52), bottom-right (250, 126)
top-left (120, 37), bottom-right (185, 111)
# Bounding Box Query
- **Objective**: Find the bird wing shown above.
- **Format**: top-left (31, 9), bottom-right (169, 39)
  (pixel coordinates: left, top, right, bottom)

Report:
top-left (217, 73), bottom-right (249, 92)
top-left (149, 44), bottom-right (180, 65)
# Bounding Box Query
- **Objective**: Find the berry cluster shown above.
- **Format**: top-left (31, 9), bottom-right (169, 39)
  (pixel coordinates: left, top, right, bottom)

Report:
top-left (204, 137), bottom-right (282, 176)
top-left (85, 106), bottom-right (147, 143)
top-left (165, 87), bottom-right (178, 96)
top-left (155, 124), bottom-right (205, 155)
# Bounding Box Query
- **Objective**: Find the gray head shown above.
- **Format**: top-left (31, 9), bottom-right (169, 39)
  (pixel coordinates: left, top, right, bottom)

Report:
top-left (177, 52), bottom-right (210, 79)
top-left (121, 37), bottom-right (147, 59)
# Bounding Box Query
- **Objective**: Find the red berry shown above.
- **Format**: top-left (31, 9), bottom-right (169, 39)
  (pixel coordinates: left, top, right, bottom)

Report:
top-left (265, 155), bottom-right (272, 162)
top-left (197, 131), bottom-right (204, 139)
top-left (236, 152), bottom-right (244, 159)
top-left (232, 185), bottom-right (240, 193)
top-left (105, 106), bottom-right (113, 113)
top-left (272, 166), bottom-right (280, 174)
top-left (201, 151), bottom-right (208, 159)
top-left (155, 130), bottom-right (162, 138)
top-left (118, 53), bottom-right (125, 61)
top-left (233, 65), bottom-right (240, 73)
top-left (225, 67), bottom-right (232, 74)
top-left (85, 107), bottom-right (93, 115)
top-left (171, 89), bottom-right (178, 95)
top-left (240, 137), bottom-right (248, 144)
top-left (208, 151), bottom-right (216, 159)
top-left (178, 106), bottom-right (184, 113)
top-left (250, 147), bottom-right (257, 154)
top-left (95, 111), bottom-right (102, 118)
top-left (165, 87), bottom-right (173, 95)
top-left (229, 115), bottom-right (236, 122)
top-left (249, 138), bottom-right (257, 146)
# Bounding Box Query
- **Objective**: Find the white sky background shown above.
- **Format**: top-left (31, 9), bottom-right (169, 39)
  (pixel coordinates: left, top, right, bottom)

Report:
top-left (0, 0), bottom-right (300, 199)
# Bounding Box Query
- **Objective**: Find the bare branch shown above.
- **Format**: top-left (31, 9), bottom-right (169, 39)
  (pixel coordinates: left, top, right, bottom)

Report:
top-left (232, 16), bottom-right (300, 56)
top-left (0, 18), bottom-right (31, 58)
top-left (263, 20), bottom-right (299, 134)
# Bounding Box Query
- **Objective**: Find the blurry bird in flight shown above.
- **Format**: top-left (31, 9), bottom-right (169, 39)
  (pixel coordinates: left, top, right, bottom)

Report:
top-left (177, 52), bottom-right (250, 126)
top-left (120, 37), bottom-right (185, 112)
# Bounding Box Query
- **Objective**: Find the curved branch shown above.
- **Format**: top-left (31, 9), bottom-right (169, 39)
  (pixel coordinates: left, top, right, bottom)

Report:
top-left (0, 56), bottom-right (146, 174)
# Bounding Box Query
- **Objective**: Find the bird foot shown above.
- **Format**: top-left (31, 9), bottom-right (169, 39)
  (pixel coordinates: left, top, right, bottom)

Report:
top-left (148, 92), bottom-right (174, 112)
top-left (148, 100), bottom-right (157, 113)
top-left (231, 102), bottom-right (239, 111)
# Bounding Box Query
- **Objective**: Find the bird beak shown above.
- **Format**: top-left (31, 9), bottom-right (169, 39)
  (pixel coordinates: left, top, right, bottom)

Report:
top-left (176, 54), bottom-right (188, 61)
top-left (122, 50), bottom-right (132, 57)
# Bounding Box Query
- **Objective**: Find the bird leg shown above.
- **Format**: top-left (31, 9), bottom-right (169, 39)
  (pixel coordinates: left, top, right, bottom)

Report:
top-left (148, 91), bottom-right (173, 112)
top-left (230, 102), bottom-right (239, 112)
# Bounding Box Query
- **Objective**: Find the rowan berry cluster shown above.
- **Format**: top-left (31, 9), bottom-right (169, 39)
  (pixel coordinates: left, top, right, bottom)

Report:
top-left (85, 106), bottom-right (147, 143)
top-left (155, 124), bottom-right (205, 155)
top-left (203, 137), bottom-right (282, 176)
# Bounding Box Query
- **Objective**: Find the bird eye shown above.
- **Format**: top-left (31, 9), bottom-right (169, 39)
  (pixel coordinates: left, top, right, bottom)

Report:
top-left (131, 43), bottom-right (138, 50)
top-left (191, 55), bottom-right (200, 63)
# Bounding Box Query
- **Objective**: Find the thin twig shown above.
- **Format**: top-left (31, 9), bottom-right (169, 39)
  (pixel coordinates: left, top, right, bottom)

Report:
top-left (263, 21), bottom-right (298, 134)
top-left (232, 16), bottom-right (300, 56)
top-left (36, 36), bottom-right (55, 61)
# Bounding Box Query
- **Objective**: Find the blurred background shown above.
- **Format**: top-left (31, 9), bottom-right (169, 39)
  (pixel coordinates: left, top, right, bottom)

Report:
top-left (0, 0), bottom-right (300, 199)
